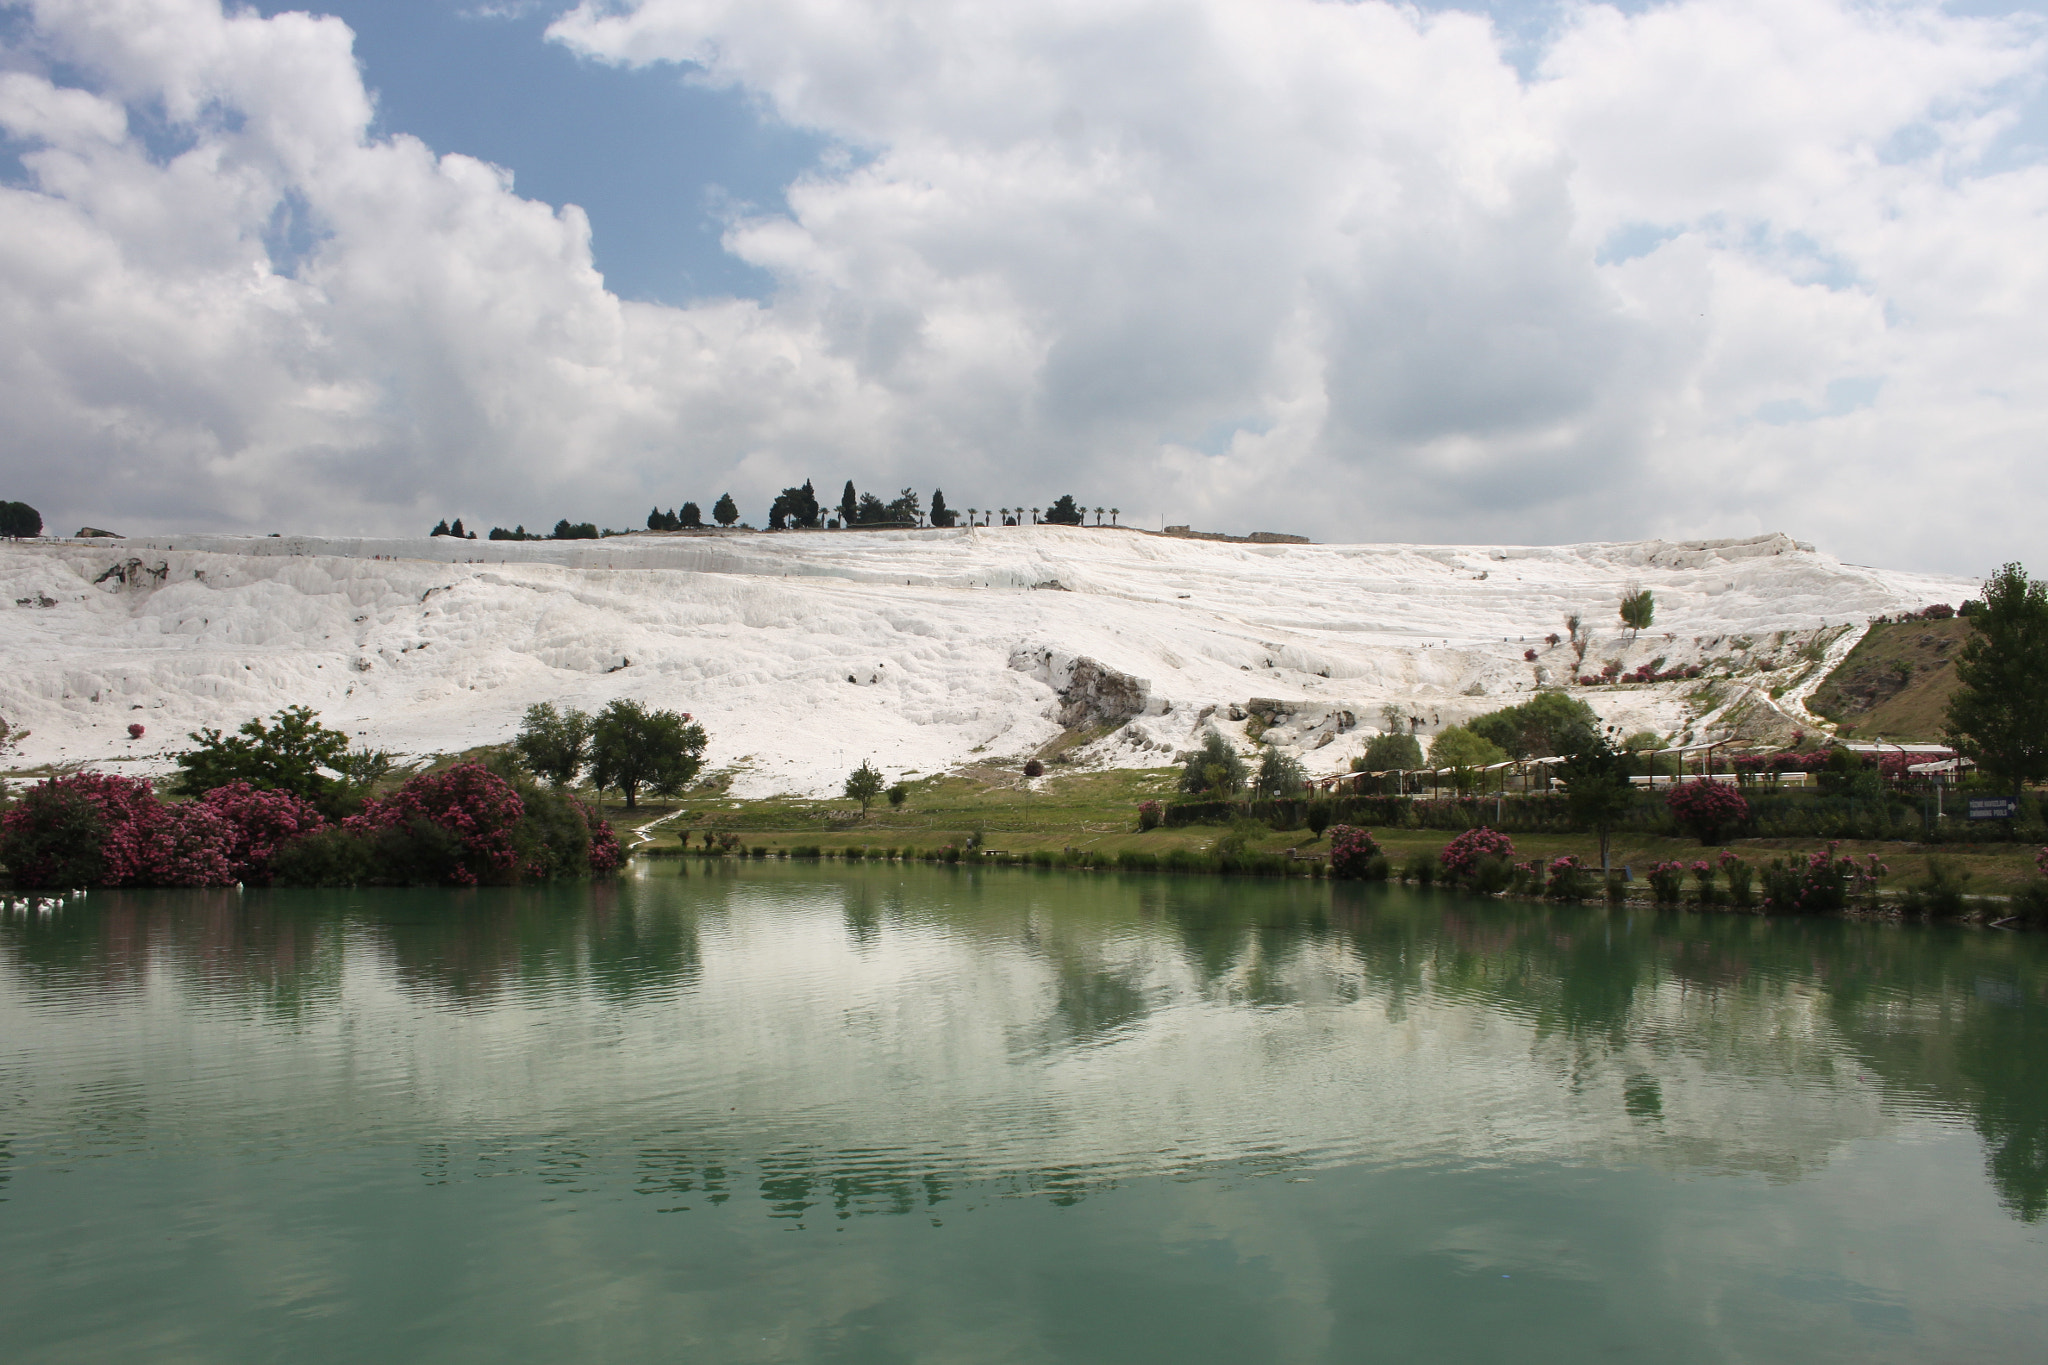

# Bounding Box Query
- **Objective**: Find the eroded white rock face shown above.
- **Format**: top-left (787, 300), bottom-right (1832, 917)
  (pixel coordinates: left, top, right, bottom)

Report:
top-left (0, 528), bottom-right (1975, 795)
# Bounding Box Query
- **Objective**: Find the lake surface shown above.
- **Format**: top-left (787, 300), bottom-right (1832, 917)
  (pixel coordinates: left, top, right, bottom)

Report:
top-left (3, 864), bottom-right (2044, 1363)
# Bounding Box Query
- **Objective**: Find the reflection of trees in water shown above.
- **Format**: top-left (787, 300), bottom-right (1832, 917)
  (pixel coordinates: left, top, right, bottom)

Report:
top-left (0, 888), bottom-right (339, 1017)
top-left (1329, 887), bottom-right (2048, 1223)
top-left (1806, 923), bottom-right (2048, 1224)
top-left (371, 880), bottom-right (700, 1006)
top-left (1146, 880), bottom-right (1333, 1006)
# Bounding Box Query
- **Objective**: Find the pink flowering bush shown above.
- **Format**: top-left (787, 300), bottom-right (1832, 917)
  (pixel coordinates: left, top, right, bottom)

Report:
top-left (343, 763), bottom-right (527, 886)
top-left (1440, 826), bottom-right (1515, 878)
top-left (1665, 779), bottom-right (1750, 845)
top-left (1758, 842), bottom-right (1884, 914)
top-left (1690, 859), bottom-right (1716, 903)
top-left (1327, 825), bottom-right (1385, 879)
top-left (1545, 854), bottom-right (1591, 901)
top-left (127, 722), bottom-right (145, 739)
top-left (198, 782), bottom-right (328, 883)
top-left (1136, 800), bottom-right (1163, 832)
top-left (0, 772), bottom-right (240, 887)
top-left (585, 808), bottom-right (623, 875)
top-left (1647, 860), bottom-right (1688, 902)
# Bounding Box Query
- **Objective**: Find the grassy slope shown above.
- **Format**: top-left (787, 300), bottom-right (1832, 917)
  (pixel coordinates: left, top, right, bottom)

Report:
top-left (1810, 618), bottom-right (1971, 741)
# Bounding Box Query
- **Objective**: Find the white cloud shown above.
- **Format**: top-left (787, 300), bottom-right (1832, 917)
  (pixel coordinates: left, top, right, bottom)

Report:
top-left (0, 0), bottom-right (2044, 573)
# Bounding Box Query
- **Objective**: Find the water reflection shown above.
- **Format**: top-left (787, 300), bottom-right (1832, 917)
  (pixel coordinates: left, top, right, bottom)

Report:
top-left (1, 865), bottom-right (2043, 1224)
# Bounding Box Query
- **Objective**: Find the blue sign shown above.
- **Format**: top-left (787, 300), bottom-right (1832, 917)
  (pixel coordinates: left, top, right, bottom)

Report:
top-left (1968, 797), bottom-right (2020, 820)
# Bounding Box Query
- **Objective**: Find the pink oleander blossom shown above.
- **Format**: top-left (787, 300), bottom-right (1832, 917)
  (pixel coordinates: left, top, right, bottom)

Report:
top-left (1440, 826), bottom-right (1515, 876)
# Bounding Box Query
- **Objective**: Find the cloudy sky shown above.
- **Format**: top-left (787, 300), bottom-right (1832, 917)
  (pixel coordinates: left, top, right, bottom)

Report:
top-left (1, 0), bottom-right (2044, 573)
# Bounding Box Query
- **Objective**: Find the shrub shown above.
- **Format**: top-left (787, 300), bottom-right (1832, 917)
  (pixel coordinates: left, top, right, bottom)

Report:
top-left (1402, 851), bottom-right (1438, 885)
top-left (1306, 803), bottom-right (1332, 837)
top-left (0, 772), bottom-right (245, 888)
top-left (0, 777), bottom-right (111, 887)
top-left (1757, 842), bottom-right (1881, 914)
top-left (1023, 758), bottom-right (1045, 779)
top-left (343, 763), bottom-right (527, 886)
top-left (1137, 800), bottom-right (1163, 831)
top-left (1647, 861), bottom-right (1687, 903)
top-left (1718, 851), bottom-right (1755, 908)
top-left (1327, 824), bottom-right (1384, 879)
top-left (1440, 826), bottom-right (1515, 878)
top-left (1545, 855), bottom-right (1591, 901)
top-left (1665, 779), bottom-right (1750, 844)
top-left (1471, 855), bottom-right (1514, 894)
top-left (1690, 860), bottom-right (1716, 904)
top-left (128, 723), bottom-right (145, 739)
top-left (198, 782), bottom-right (329, 883)
top-left (1900, 857), bottom-right (1971, 918)
top-left (268, 827), bottom-right (376, 887)
top-left (584, 805), bottom-right (623, 875)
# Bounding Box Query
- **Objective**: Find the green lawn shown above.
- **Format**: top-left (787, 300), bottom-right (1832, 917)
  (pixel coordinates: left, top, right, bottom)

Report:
top-left (605, 765), bottom-right (2048, 897)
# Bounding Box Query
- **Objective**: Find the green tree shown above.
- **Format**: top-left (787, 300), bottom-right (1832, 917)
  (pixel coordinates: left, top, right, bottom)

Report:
top-left (1944, 562), bottom-right (2048, 801)
top-left (844, 760), bottom-right (885, 816)
top-left (1179, 728), bottom-right (1248, 795)
top-left (712, 493), bottom-right (739, 527)
top-left (1467, 691), bottom-right (1598, 760)
top-left (0, 500), bottom-right (43, 538)
top-left (886, 488), bottom-right (922, 524)
top-left (589, 700), bottom-right (706, 809)
top-left (770, 480), bottom-right (822, 530)
top-left (176, 706), bottom-right (353, 806)
top-left (856, 491), bottom-right (888, 524)
top-left (515, 703), bottom-right (592, 787)
top-left (839, 480), bottom-right (859, 526)
top-left (1356, 731), bottom-right (1424, 771)
top-left (929, 489), bottom-right (955, 527)
top-left (1254, 745), bottom-right (1306, 798)
top-left (886, 781), bottom-right (909, 809)
top-left (1428, 725), bottom-right (1505, 792)
top-left (431, 518), bottom-right (451, 536)
top-left (1558, 729), bottom-right (1637, 878)
top-left (679, 501), bottom-right (702, 527)
top-left (1619, 586), bottom-right (1654, 639)
top-left (1043, 494), bottom-right (1084, 525)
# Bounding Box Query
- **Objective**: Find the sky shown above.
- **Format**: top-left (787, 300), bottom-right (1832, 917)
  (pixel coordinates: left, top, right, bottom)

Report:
top-left (1, 0), bottom-right (2045, 575)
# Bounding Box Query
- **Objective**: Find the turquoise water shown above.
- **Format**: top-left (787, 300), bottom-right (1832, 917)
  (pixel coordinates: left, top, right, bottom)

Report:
top-left (2, 863), bottom-right (2044, 1362)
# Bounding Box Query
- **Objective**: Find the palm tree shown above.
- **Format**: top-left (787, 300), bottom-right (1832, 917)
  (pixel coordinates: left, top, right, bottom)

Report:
top-left (967, 508), bottom-right (977, 528)
top-left (1030, 507), bottom-right (1041, 524)
top-left (1109, 507), bottom-right (1120, 526)
top-left (1093, 506), bottom-right (1104, 525)
top-left (998, 507), bottom-right (1010, 526)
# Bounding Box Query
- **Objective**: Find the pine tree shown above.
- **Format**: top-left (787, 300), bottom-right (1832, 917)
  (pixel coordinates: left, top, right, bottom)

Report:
top-left (450, 517), bottom-right (466, 538)
top-left (1044, 494), bottom-right (1084, 525)
top-left (431, 519), bottom-right (451, 536)
top-left (1619, 586), bottom-right (1654, 639)
top-left (1944, 562), bottom-right (2048, 801)
top-left (839, 480), bottom-right (859, 526)
top-left (647, 507), bottom-right (663, 531)
top-left (713, 493), bottom-right (738, 527)
top-left (679, 502), bottom-right (702, 527)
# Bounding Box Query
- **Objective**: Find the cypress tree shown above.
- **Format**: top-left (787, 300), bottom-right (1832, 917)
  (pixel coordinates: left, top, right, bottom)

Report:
top-left (431, 519), bottom-right (451, 537)
top-left (839, 481), bottom-right (859, 526)
top-left (930, 488), bottom-right (952, 527)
